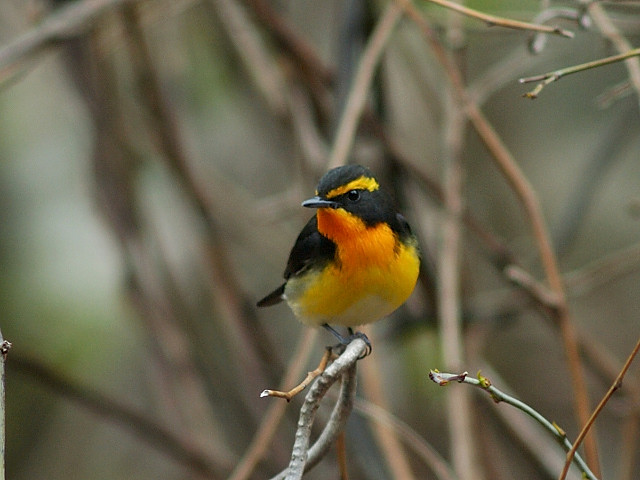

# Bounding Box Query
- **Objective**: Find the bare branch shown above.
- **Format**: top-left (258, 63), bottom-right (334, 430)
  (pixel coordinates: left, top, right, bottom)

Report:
top-left (587, 2), bottom-right (640, 111)
top-left (520, 47), bottom-right (640, 99)
top-left (559, 336), bottom-right (640, 480)
top-left (270, 338), bottom-right (366, 480)
top-left (261, 344), bottom-right (333, 401)
top-left (424, 0), bottom-right (574, 38)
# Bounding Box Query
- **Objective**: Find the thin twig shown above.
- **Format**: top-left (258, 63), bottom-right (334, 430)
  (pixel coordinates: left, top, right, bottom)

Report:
top-left (520, 47), bottom-right (640, 99)
top-left (559, 336), bottom-right (640, 480)
top-left (428, 371), bottom-right (599, 480)
top-left (336, 431), bottom-right (349, 480)
top-left (424, 0), bottom-right (574, 38)
top-left (474, 364), bottom-right (583, 480)
top-left (587, 2), bottom-right (640, 111)
top-left (504, 265), bottom-right (560, 310)
top-left (261, 344), bottom-right (333, 401)
top-left (327, 2), bottom-right (403, 169)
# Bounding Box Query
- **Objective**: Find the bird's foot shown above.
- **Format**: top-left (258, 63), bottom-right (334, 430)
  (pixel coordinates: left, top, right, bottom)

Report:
top-left (322, 324), bottom-right (372, 358)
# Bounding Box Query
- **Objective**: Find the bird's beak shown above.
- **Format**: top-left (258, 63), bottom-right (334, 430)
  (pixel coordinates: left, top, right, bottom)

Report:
top-left (302, 196), bottom-right (339, 209)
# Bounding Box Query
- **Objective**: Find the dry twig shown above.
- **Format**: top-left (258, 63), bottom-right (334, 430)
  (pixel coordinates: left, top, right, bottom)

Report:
top-left (559, 336), bottom-right (640, 480)
top-left (424, 0), bottom-right (574, 38)
top-left (261, 345), bottom-right (334, 402)
top-left (520, 47), bottom-right (640, 99)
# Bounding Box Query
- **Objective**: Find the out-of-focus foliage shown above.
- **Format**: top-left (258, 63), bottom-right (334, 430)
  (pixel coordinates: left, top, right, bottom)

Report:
top-left (1, 0), bottom-right (639, 479)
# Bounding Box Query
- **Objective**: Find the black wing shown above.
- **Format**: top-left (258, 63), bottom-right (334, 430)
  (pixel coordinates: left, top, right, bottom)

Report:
top-left (283, 215), bottom-right (336, 279)
top-left (256, 215), bottom-right (336, 308)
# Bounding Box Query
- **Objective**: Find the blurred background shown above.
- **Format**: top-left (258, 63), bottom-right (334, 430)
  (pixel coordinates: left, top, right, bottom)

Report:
top-left (1, 0), bottom-right (639, 479)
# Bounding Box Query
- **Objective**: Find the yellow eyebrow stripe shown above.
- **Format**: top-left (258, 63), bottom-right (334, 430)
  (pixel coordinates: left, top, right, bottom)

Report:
top-left (325, 176), bottom-right (379, 199)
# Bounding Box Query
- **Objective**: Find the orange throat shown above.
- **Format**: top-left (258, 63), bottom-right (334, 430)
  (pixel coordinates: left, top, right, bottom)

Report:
top-left (316, 208), bottom-right (398, 270)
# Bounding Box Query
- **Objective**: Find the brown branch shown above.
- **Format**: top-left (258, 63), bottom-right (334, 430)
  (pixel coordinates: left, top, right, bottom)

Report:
top-left (424, 0), bottom-right (574, 38)
top-left (336, 431), bottom-right (349, 480)
top-left (504, 265), bottom-right (560, 310)
top-left (464, 102), bottom-right (598, 472)
top-left (520, 47), bottom-right (640, 99)
top-left (261, 343), bottom-right (333, 401)
top-left (559, 336), bottom-right (640, 480)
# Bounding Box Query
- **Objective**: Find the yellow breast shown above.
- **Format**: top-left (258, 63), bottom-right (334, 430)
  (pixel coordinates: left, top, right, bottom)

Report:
top-left (284, 208), bottom-right (420, 327)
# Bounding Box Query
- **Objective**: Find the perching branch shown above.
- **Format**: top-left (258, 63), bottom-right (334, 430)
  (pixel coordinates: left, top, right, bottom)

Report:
top-left (520, 48), bottom-right (640, 99)
top-left (429, 370), bottom-right (599, 480)
top-left (269, 338), bottom-right (366, 480)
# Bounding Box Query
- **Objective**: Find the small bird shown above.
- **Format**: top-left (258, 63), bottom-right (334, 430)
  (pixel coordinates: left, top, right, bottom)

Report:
top-left (257, 164), bottom-right (420, 348)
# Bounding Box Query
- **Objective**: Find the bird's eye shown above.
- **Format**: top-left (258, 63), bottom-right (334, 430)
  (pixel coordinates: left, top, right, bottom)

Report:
top-left (346, 190), bottom-right (360, 202)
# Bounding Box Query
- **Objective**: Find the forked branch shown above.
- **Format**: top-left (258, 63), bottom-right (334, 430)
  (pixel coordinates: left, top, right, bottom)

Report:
top-left (269, 338), bottom-right (366, 480)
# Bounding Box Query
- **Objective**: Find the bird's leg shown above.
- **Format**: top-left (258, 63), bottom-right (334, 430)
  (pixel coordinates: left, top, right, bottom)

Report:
top-left (260, 346), bottom-right (335, 401)
top-left (324, 324), bottom-right (372, 358)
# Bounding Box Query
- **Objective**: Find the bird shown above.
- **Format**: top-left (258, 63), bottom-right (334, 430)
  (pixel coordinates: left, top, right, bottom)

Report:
top-left (257, 164), bottom-right (420, 350)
